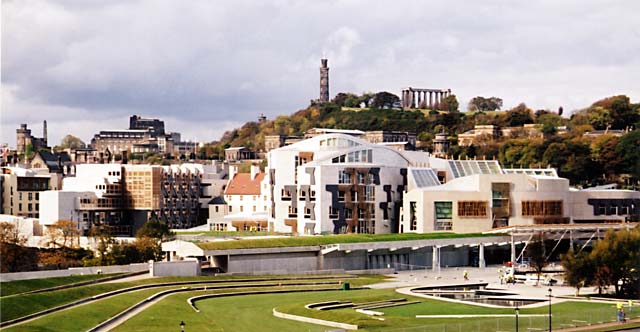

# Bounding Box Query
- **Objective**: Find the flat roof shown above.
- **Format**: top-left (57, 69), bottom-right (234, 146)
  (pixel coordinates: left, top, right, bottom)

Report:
top-left (483, 222), bottom-right (638, 235)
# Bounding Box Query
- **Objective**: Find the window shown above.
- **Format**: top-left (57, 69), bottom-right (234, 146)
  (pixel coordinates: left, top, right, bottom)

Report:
top-left (28, 203), bottom-right (33, 211)
top-left (410, 202), bottom-right (417, 231)
top-left (240, 206), bottom-right (244, 212)
top-left (457, 201), bottom-right (488, 217)
top-left (434, 201), bottom-right (453, 231)
top-left (344, 208), bottom-right (353, 219)
top-left (338, 191), bottom-right (345, 202)
top-left (521, 201), bottom-right (563, 216)
top-left (239, 195), bottom-right (243, 201)
top-left (19, 203), bottom-right (23, 211)
top-left (229, 206), bottom-right (233, 212)
top-left (253, 206), bottom-right (256, 212)
top-left (215, 206), bottom-right (219, 213)
top-left (364, 186), bottom-right (375, 201)
top-left (28, 193), bottom-right (33, 201)
top-left (338, 170), bottom-right (351, 184)
top-left (329, 206), bottom-right (338, 218)
top-left (357, 172), bottom-right (365, 184)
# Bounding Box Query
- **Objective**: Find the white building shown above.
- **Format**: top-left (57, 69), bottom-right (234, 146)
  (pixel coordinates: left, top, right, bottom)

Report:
top-left (401, 159), bottom-right (640, 234)
top-left (208, 165), bottom-right (268, 232)
top-left (267, 133), bottom-right (425, 235)
top-left (1, 166), bottom-right (62, 218)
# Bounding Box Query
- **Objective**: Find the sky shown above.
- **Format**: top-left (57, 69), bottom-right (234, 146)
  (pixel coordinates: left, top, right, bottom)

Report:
top-left (2, 0), bottom-right (639, 148)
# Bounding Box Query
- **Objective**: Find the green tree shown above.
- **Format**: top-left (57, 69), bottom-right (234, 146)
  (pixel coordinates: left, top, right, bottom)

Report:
top-left (135, 219), bottom-right (174, 261)
top-left (438, 95), bottom-right (459, 113)
top-left (371, 91), bottom-right (400, 109)
top-left (561, 249), bottom-right (593, 296)
top-left (505, 103), bottom-right (534, 127)
top-left (468, 96), bottom-right (503, 112)
top-left (57, 135), bottom-right (86, 150)
top-left (589, 228), bottom-right (640, 297)
top-left (616, 130), bottom-right (640, 179)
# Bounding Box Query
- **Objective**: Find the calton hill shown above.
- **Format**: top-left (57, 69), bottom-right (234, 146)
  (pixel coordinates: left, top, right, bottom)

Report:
top-left (199, 93), bottom-right (640, 188)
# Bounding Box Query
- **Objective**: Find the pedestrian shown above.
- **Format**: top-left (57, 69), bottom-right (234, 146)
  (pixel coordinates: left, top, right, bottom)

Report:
top-left (621, 308), bottom-right (626, 322)
top-left (617, 308), bottom-right (623, 322)
top-left (463, 270), bottom-right (469, 281)
top-left (628, 299), bottom-right (633, 312)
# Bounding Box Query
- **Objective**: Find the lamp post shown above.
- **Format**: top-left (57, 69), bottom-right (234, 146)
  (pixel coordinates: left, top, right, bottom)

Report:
top-left (548, 288), bottom-right (552, 332)
top-left (515, 306), bottom-right (519, 332)
top-left (180, 321), bottom-right (185, 332)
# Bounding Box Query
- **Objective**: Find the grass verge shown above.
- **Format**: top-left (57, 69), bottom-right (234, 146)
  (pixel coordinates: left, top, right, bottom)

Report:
top-left (0, 273), bottom-right (122, 297)
top-left (197, 232), bottom-right (492, 250)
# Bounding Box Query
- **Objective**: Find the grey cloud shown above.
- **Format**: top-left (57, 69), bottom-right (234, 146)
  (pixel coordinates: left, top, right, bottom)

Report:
top-left (2, 0), bottom-right (639, 146)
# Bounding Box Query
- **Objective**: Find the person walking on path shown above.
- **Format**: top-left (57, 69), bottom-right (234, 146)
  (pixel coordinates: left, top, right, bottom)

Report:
top-left (463, 270), bottom-right (469, 281)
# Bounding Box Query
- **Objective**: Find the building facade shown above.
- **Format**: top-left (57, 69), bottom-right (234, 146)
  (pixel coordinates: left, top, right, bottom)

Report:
top-left (400, 159), bottom-right (640, 234)
top-left (1, 166), bottom-right (61, 218)
top-left (267, 134), bottom-right (426, 235)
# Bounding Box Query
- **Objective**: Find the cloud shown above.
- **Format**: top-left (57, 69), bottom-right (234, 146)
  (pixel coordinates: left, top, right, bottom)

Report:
top-left (2, 0), bottom-right (639, 147)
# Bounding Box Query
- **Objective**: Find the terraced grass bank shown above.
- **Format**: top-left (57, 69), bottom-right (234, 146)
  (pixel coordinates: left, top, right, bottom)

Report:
top-left (197, 232), bottom-right (491, 250)
top-left (0, 273), bottom-right (122, 297)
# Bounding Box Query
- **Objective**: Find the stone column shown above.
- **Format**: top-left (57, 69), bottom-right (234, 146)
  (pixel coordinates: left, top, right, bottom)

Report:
top-left (432, 246), bottom-right (439, 271)
top-left (429, 91), bottom-right (433, 108)
top-left (479, 243), bottom-right (486, 268)
top-left (417, 91), bottom-right (422, 107)
top-left (510, 234), bottom-right (516, 266)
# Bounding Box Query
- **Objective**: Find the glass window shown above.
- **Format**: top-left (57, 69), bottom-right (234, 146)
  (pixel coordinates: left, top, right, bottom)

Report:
top-left (435, 202), bottom-right (453, 219)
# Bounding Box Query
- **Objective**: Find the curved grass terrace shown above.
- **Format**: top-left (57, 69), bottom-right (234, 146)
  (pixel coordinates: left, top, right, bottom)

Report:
top-left (196, 232), bottom-right (492, 250)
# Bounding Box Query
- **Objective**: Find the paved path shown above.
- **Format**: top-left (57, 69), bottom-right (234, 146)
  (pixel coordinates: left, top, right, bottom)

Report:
top-left (556, 317), bottom-right (640, 331)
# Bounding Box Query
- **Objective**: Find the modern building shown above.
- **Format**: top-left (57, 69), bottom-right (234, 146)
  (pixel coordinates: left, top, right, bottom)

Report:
top-left (266, 133), bottom-right (430, 235)
top-left (1, 166), bottom-right (62, 218)
top-left (39, 162), bottom-right (227, 235)
top-left (400, 159), bottom-right (640, 234)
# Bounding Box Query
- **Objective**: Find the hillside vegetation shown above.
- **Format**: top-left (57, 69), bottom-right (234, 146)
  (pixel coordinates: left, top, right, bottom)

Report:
top-left (201, 94), bottom-right (639, 187)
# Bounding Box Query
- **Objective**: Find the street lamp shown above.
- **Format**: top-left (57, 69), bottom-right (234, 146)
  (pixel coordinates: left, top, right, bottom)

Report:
top-left (548, 288), bottom-right (552, 332)
top-left (515, 306), bottom-right (519, 332)
top-left (180, 321), bottom-right (185, 332)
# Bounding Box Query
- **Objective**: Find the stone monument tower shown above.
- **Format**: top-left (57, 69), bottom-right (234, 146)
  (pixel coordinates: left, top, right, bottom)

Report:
top-left (319, 58), bottom-right (329, 103)
top-left (43, 120), bottom-right (48, 146)
top-left (432, 131), bottom-right (450, 158)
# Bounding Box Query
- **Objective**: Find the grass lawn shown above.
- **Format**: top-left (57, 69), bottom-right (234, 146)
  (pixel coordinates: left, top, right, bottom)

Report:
top-left (0, 275), bottom-right (287, 323)
top-left (0, 274), bottom-right (383, 326)
top-left (0, 273), bottom-right (123, 297)
top-left (176, 230), bottom-right (284, 237)
top-left (197, 232), bottom-right (491, 250)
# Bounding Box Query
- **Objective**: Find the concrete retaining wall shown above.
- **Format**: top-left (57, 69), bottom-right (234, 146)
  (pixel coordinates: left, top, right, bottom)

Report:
top-left (0, 263), bottom-right (149, 281)
top-left (227, 251), bottom-right (318, 273)
top-left (150, 260), bottom-right (200, 277)
top-left (272, 308), bottom-right (358, 330)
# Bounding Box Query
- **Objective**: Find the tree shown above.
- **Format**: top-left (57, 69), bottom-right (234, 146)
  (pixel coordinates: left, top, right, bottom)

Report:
top-left (505, 103), bottom-right (534, 127)
top-left (468, 96), bottom-right (503, 112)
top-left (589, 228), bottom-right (640, 297)
top-left (46, 220), bottom-right (81, 248)
top-left (86, 226), bottom-right (115, 266)
top-left (527, 232), bottom-right (549, 285)
top-left (0, 222), bottom-right (38, 272)
top-left (592, 95), bottom-right (639, 130)
top-left (370, 91), bottom-right (400, 109)
top-left (57, 135), bottom-right (86, 150)
top-left (616, 130), bottom-right (640, 179)
top-left (438, 95), bottom-right (459, 113)
top-left (561, 249), bottom-right (593, 295)
top-left (135, 219), bottom-right (174, 262)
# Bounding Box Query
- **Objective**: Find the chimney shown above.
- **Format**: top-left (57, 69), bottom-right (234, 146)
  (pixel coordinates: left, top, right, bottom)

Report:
top-left (228, 165), bottom-right (237, 180)
top-left (250, 164), bottom-right (260, 180)
top-left (43, 120), bottom-right (48, 146)
top-left (122, 151), bottom-right (128, 164)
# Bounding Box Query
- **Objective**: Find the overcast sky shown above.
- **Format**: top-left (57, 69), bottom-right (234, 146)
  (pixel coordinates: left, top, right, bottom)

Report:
top-left (2, 0), bottom-right (639, 147)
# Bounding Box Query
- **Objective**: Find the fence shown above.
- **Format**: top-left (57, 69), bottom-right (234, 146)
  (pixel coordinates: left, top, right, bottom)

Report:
top-left (370, 306), bottom-right (640, 332)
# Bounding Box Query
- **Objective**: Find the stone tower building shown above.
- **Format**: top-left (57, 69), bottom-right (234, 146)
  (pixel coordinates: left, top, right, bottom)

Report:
top-left (319, 58), bottom-right (329, 103)
top-left (432, 131), bottom-right (450, 158)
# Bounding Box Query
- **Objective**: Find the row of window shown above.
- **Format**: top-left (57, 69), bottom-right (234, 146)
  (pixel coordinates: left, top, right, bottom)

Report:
top-left (16, 203), bottom-right (38, 212)
top-left (226, 195), bottom-right (268, 201)
top-left (338, 170), bottom-right (375, 184)
top-left (331, 149), bottom-right (373, 164)
top-left (337, 187), bottom-right (375, 202)
top-left (228, 205), bottom-right (268, 213)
